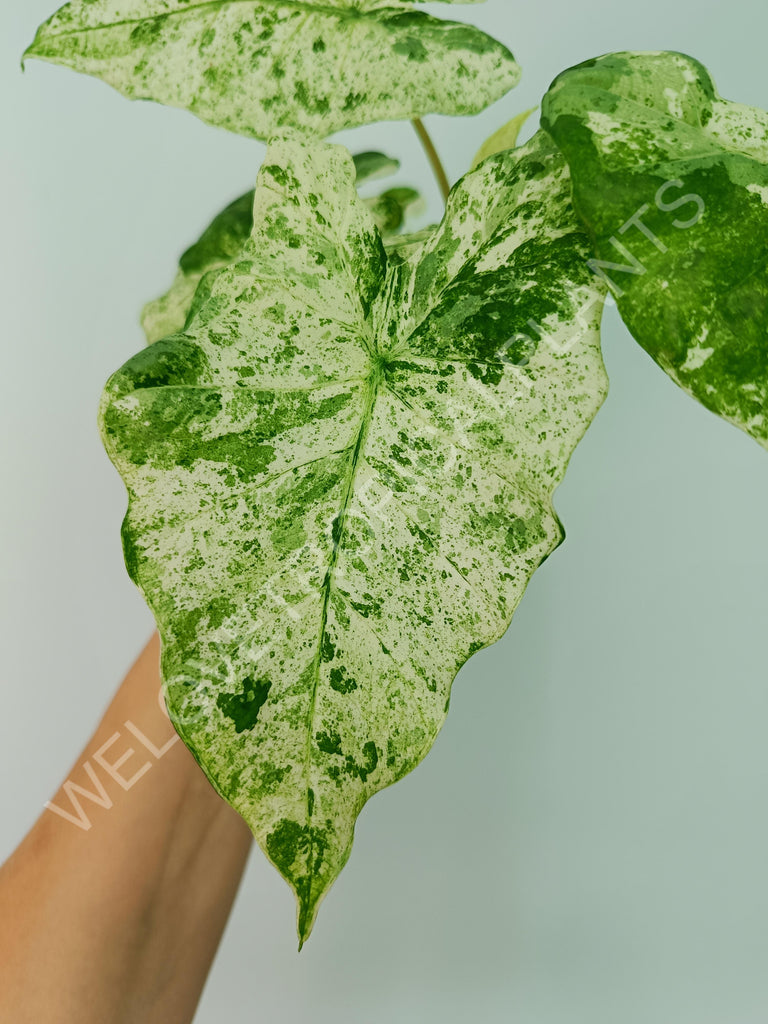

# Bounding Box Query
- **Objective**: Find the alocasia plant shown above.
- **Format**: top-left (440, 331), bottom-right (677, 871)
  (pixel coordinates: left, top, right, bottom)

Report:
top-left (24, 0), bottom-right (767, 946)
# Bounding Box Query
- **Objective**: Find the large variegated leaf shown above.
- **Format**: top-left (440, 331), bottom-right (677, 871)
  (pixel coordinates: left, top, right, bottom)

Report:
top-left (142, 151), bottom-right (422, 343)
top-left (24, 0), bottom-right (520, 140)
top-left (542, 51), bottom-right (768, 448)
top-left (100, 131), bottom-right (607, 945)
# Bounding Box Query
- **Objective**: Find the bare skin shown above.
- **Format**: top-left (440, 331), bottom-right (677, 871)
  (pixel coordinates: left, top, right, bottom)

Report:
top-left (0, 634), bottom-right (252, 1024)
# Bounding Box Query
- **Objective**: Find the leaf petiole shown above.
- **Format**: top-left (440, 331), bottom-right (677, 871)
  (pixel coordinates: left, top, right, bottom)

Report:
top-left (412, 118), bottom-right (451, 202)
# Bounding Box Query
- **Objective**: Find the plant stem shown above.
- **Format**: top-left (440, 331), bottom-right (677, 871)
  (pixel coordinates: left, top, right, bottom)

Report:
top-left (412, 118), bottom-right (451, 202)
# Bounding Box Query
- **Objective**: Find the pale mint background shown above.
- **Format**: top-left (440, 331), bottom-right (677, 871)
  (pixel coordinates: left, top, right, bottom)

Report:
top-left (2, 2), bottom-right (768, 1021)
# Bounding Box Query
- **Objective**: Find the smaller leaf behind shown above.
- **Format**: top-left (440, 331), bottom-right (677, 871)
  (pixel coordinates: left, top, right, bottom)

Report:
top-left (141, 152), bottom-right (420, 344)
top-left (364, 187), bottom-right (426, 235)
top-left (350, 152), bottom-right (401, 184)
top-left (471, 107), bottom-right (537, 169)
top-left (542, 51), bottom-right (768, 449)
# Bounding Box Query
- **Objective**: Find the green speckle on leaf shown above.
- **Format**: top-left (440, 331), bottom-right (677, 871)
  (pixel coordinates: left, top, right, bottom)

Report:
top-left (217, 676), bottom-right (272, 733)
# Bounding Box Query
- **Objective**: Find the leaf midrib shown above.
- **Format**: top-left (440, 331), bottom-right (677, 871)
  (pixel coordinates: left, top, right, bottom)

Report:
top-left (300, 361), bottom-right (383, 912)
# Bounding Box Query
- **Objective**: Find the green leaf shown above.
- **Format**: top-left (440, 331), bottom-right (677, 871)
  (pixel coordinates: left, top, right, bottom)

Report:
top-left (363, 186), bottom-right (425, 235)
top-left (542, 51), bottom-right (768, 448)
top-left (141, 151), bottom-right (422, 344)
top-left (100, 130), bottom-right (607, 945)
top-left (24, 0), bottom-right (521, 140)
top-left (471, 106), bottom-right (537, 169)
top-left (350, 151), bottom-right (401, 185)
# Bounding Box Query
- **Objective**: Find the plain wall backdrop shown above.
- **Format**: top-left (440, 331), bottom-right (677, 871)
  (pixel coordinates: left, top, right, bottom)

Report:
top-left (3, 2), bottom-right (768, 1021)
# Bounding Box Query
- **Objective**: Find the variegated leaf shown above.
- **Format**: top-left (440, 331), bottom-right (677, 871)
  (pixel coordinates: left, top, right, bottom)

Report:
top-left (542, 51), bottom-right (768, 448)
top-left (100, 130), bottom-right (607, 945)
top-left (141, 151), bottom-right (422, 344)
top-left (25, 0), bottom-right (520, 140)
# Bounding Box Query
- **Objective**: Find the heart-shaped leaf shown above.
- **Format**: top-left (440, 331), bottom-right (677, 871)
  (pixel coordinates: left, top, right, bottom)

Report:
top-left (141, 151), bottom-right (422, 344)
top-left (25, 0), bottom-right (521, 140)
top-left (100, 130), bottom-right (607, 945)
top-left (542, 51), bottom-right (768, 448)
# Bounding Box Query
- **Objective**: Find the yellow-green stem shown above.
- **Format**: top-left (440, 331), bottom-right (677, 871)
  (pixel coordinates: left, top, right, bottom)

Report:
top-left (412, 118), bottom-right (451, 202)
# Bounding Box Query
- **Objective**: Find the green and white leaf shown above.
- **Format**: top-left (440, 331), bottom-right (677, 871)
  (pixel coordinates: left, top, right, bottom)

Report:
top-left (100, 130), bottom-right (608, 945)
top-left (542, 51), bottom-right (768, 448)
top-left (25, 0), bottom-right (521, 140)
top-left (141, 151), bottom-right (422, 344)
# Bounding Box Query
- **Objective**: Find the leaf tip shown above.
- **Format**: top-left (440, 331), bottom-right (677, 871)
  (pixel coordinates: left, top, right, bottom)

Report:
top-left (22, 21), bottom-right (46, 67)
top-left (296, 893), bottom-right (319, 951)
top-left (20, 41), bottom-right (36, 71)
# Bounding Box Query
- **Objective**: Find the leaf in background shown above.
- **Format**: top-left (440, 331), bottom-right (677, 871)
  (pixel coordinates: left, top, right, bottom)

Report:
top-left (384, 225), bottom-right (437, 257)
top-left (542, 51), bottom-right (768, 449)
top-left (100, 131), bottom-right (607, 945)
top-left (349, 151), bottom-right (401, 185)
top-left (471, 106), bottom-right (537, 168)
top-left (141, 151), bottom-right (417, 344)
top-left (25, 0), bottom-right (521, 140)
top-left (363, 187), bottom-right (426, 235)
